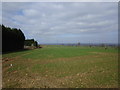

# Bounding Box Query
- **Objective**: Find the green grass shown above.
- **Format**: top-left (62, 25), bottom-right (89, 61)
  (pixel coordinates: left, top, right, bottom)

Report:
top-left (2, 45), bottom-right (118, 88)
top-left (3, 46), bottom-right (117, 59)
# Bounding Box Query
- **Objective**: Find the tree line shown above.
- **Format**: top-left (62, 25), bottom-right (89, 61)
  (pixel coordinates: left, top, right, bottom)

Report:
top-left (1, 25), bottom-right (25, 52)
top-left (24, 39), bottom-right (38, 47)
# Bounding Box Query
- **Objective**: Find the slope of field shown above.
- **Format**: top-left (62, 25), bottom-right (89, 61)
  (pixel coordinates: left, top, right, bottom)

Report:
top-left (2, 45), bottom-right (118, 88)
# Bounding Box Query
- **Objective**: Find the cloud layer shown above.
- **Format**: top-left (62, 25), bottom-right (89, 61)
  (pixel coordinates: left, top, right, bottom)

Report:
top-left (2, 2), bottom-right (118, 44)
top-left (2, 0), bottom-right (119, 2)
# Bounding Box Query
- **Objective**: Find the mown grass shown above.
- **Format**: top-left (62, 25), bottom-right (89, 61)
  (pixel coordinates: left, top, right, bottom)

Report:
top-left (2, 45), bottom-right (118, 88)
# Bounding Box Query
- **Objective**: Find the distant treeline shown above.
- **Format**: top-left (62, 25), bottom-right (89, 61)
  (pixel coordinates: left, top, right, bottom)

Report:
top-left (1, 25), bottom-right (25, 52)
top-left (42, 43), bottom-right (118, 47)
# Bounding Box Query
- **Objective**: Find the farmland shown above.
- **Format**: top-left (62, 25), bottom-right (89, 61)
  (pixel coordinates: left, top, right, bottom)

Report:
top-left (2, 45), bottom-right (118, 88)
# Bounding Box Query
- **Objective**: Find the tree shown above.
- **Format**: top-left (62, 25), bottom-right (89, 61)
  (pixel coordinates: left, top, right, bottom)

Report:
top-left (24, 39), bottom-right (35, 46)
top-left (34, 41), bottom-right (38, 47)
top-left (2, 25), bottom-right (25, 52)
top-left (24, 39), bottom-right (38, 47)
top-left (78, 42), bottom-right (80, 46)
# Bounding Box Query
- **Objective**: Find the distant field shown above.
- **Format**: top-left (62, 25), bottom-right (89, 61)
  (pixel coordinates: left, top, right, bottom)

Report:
top-left (2, 45), bottom-right (118, 88)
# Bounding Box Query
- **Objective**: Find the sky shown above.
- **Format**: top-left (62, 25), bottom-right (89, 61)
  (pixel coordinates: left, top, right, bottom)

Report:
top-left (1, 2), bottom-right (118, 44)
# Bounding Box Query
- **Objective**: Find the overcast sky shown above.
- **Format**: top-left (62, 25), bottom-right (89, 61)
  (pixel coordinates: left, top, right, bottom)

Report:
top-left (1, 2), bottom-right (118, 44)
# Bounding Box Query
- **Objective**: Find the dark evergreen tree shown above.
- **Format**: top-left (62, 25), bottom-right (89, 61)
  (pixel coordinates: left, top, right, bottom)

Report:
top-left (1, 25), bottom-right (25, 52)
top-left (78, 42), bottom-right (80, 46)
top-left (34, 41), bottom-right (38, 47)
top-left (24, 39), bottom-right (38, 47)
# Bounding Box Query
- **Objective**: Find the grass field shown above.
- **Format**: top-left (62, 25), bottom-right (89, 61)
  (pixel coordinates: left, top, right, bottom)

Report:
top-left (2, 45), bottom-right (119, 88)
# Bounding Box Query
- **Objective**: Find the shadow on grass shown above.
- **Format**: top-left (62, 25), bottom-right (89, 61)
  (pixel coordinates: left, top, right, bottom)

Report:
top-left (2, 46), bottom-right (43, 55)
top-left (2, 49), bottom-right (31, 54)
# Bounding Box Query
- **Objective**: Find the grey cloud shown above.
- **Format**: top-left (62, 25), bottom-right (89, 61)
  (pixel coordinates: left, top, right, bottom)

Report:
top-left (2, 2), bottom-right (118, 44)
